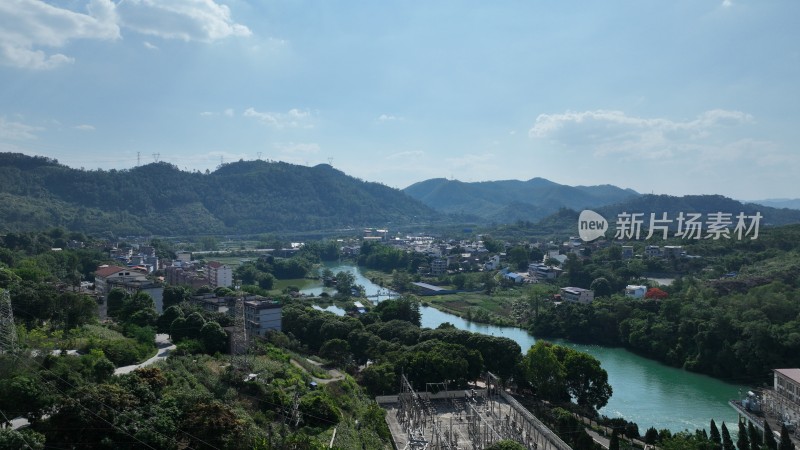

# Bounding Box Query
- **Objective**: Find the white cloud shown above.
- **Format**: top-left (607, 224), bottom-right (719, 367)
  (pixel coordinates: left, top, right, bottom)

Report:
top-left (143, 41), bottom-right (158, 50)
top-left (0, 0), bottom-right (120, 70)
top-left (378, 114), bottom-right (403, 122)
top-left (529, 109), bottom-right (755, 161)
top-left (74, 124), bottom-right (95, 131)
top-left (244, 107), bottom-right (314, 128)
top-left (223, 108), bottom-right (234, 117)
top-left (722, 0), bottom-right (733, 7)
top-left (117, 0), bottom-right (251, 42)
top-left (386, 150), bottom-right (424, 160)
top-left (0, 117), bottom-right (42, 140)
top-left (274, 142), bottom-right (320, 155)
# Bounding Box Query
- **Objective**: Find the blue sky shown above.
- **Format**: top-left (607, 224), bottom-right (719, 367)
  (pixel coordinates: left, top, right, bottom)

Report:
top-left (1, 1), bottom-right (798, 200)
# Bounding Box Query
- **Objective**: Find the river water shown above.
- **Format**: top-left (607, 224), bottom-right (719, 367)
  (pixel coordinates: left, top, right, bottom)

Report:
top-left (306, 263), bottom-right (745, 433)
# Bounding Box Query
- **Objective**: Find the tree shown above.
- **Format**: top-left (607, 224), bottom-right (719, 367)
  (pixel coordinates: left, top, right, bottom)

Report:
top-left (319, 338), bottom-right (350, 367)
top-left (645, 426), bottom-right (660, 444)
top-left (335, 271), bottom-right (355, 295)
top-left (710, 419), bottom-right (721, 448)
top-left (162, 285), bottom-right (189, 309)
top-left (200, 321), bottom-right (228, 354)
top-left (722, 422), bottom-right (735, 450)
top-left (106, 287), bottom-right (128, 319)
top-left (0, 428), bottom-right (45, 450)
top-left (508, 246), bottom-right (530, 271)
top-left (749, 420), bottom-right (762, 450)
top-left (609, 430), bottom-right (620, 450)
top-left (779, 423), bottom-right (794, 450)
top-left (485, 440), bottom-right (526, 450)
top-left (521, 342), bottom-right (566, 402)
top-left (561, 348), bottom-right (612, 410)
top-left (645, 287), bottom-right (668, 300)
top-left (764, 420), bottom-right (777, 450)
top-left (590, 277), bottom-right (613, 298)
top-left (737, 420), bottom-right (750, 450)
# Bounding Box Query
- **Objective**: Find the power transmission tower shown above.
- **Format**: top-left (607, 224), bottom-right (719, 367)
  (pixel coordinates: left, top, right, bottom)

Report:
top-left (257, 152), bottom-right (262, 160)
top-left (231, 296), bottom-right (246, 354)
top-left (328, 157), bottom-right (333, 166)
top-left (0, 289), bottom-right (18, 354)
top-left (152, 153), bottom-right (160, 163)
top-left (137, 152), bottom-right (141, 166)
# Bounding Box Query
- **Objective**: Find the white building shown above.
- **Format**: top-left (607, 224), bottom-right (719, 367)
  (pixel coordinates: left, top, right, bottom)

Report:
top-left (207, 261), bottom-right (233, 288)
top-left (560, 287), bottom-right (594, 304)
top-left (625, 285), bottom-right (648, 299)
top-left (244, 299), bottom-right (282, 337)
top-left (94, 265), bottom-right (148, 295)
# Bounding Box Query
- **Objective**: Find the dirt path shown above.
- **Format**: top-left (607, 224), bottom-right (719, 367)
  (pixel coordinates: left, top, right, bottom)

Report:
top-left (290, 358), bottom-right (345, 384)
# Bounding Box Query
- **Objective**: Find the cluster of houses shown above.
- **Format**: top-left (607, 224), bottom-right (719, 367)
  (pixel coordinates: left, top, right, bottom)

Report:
top-left (95, 246), bottom-right (282, 337)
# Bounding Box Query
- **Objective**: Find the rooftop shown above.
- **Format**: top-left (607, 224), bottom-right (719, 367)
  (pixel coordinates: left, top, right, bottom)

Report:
top-left (775, 368), bottom-right (800, 384)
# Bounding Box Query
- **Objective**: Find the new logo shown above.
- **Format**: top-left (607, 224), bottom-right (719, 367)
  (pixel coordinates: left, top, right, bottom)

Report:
top-left (578, 210), bottom-right (608, 242)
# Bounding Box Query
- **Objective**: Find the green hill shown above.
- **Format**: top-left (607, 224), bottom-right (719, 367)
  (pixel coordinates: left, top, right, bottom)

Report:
top-left (0, 153), bottom-right (439, 235)
top-left (403, 177), bottom-right (639, 222)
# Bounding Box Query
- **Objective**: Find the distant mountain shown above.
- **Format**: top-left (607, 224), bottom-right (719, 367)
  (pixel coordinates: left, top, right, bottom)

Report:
top-left (595, 194), bottom-right (800, 226)
top-left (403, 177), bottom-right (639, 222)
top-left (749, 198), bottom-right (800, 210)
top-left (0, 153), bottom-right (439, 236)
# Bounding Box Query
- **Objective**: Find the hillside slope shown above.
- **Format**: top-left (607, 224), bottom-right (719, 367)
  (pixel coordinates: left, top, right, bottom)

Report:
top-left (0, 153), bottom-right (438, 235)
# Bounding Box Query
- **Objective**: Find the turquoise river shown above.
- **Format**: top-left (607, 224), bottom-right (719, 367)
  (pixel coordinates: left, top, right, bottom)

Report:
top-left (303, 263), bottom-right (747, 433)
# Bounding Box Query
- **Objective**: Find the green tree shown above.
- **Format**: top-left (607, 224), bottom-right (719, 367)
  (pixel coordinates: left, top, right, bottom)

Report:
top-left (162, 285), bottom-right (189, 309)
top-left (320, 338), bottom-right (351, 367)
top-left (200, 321), bottom-right (228, 354)
top-left (106, 287), bottom-right (128, 319)
top-left (710, 419), bottom-right (721, 448)
top-left (561, 348), bottom-right (612, 410)
top-left (749, 420), bottom-right (762, 450)
top-left (645, 426), bottom-right (660, 444)
top-left (508, 246), bottom-right (530, 271)
top-left (779, 423), bottom-right (794, 450)
top-left (590, 277), bottom-right (613, 298)
top-left (521, 341), bottom-right (566, 402)
top-left (609, 430), bottom-right (620, 450)
top-left (722, 422), bottom-right (735, 450)
top-left (335, 271), bottom-right (355, 295)
top-left (738, 421), bottom-right (750, 450)
top-left (764, 420), bottom-right (777, 450)
top-left (485, 440), bottom-right (526, 450)
top-left (0, 428), bottom-right (45, 450)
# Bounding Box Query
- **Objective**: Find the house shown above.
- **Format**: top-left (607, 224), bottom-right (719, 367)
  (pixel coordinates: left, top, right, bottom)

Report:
top-left (484, 255), bottom-right (500, 271)
top-left (763, 369), bottom-right (800, 429)
top-left (207, 261), bottom-right (233, 288)
top-left (94, 265), bottom-right (148, 295)
top-left (244, 298), bottom-right (282, 337)
top-left (560, 287), bottom-right (594, 304)
top-left (663, 246), bottom-right (684, 258)
top-left (625, 285), bottom-right (648, 299)
top-left (176, 251), bottom-right (192, 263)
top-left (430, 258), bottom-right (448, 276)
top-left (503, 272), bottom-right (526, 284)
top-left (645, 245), bottom-right (662, 258)
top-left (622, 246), bottom-right (634, 260)
top-left (528, 263), bottom-right (561, 280)
top-left (107, 279), bottom-right (164, 313)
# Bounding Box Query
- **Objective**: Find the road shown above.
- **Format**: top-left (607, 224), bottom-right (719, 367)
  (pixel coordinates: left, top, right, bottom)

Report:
top-left (114, 333), bottom-right (175, 375)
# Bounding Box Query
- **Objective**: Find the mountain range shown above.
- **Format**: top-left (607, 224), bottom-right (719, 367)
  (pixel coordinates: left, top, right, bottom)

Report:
top-left (403, 177), bottom-right (640, 223)
top-left (0, 153), bottom-right (438, 236)
top-left (1, 152), bottom-right (799, 237)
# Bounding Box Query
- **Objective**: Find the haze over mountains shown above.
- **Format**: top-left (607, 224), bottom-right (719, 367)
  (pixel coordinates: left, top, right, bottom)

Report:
top-left (1, 152), bottom-right (799, 237)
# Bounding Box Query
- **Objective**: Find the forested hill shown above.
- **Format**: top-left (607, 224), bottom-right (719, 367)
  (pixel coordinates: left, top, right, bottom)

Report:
top-left (0, 153), bottom-right (439, 235)
top-left (403, 177), bottom-right (639, 223)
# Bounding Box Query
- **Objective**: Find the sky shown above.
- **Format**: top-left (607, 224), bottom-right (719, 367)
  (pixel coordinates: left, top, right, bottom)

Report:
top-left (0, 0), bottom-right (798, 201)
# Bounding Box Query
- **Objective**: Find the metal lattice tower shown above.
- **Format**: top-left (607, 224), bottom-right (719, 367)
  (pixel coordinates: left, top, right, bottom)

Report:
top-left (0, 289), bottom-right (18, 354)
top-left (230, 295), bottom-right (248, 357)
